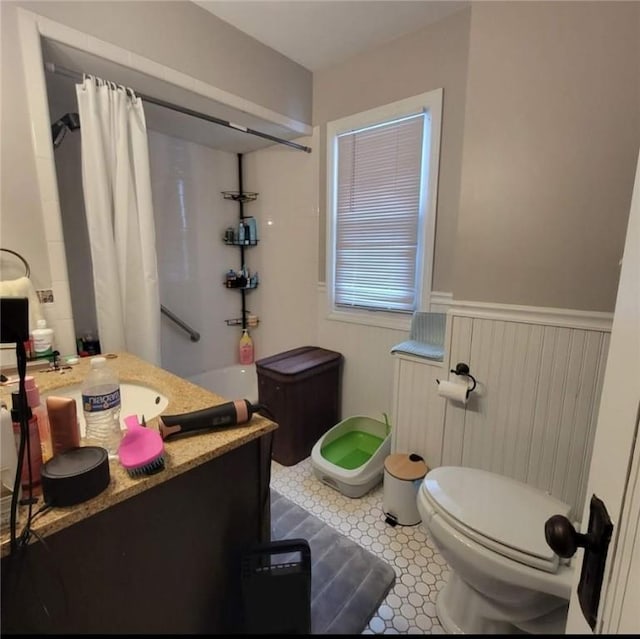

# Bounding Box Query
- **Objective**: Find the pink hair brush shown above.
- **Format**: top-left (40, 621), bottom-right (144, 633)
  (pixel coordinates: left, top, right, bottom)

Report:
top-left (118, 414), bottom-right (165, 477)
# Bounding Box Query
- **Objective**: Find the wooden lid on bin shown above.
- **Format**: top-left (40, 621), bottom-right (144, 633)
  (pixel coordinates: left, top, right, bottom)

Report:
top-left (384, 453), bottom-right (428, 481)
top-left (255, 346), bottom-right (343, 377)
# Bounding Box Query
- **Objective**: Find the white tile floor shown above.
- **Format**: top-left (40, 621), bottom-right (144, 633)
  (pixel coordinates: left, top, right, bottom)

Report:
top-left (270, 457), bottom-right (450, 634)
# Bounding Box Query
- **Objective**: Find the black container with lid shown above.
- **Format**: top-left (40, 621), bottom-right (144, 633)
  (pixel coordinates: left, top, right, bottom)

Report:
top-left (41, 446), bottom-right (110, 507)
top-left (256, 346), bottom-right (343, 466)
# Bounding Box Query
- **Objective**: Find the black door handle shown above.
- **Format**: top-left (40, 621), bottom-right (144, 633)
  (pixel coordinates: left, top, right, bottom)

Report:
top-left (544, 495), bottom-right (613, 630)
top-left (545, 515), bottom-right (594, 558)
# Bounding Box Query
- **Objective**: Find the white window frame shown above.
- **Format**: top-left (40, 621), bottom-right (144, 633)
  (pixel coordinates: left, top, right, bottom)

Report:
top-left (326, 89), bottom-right (443, 330)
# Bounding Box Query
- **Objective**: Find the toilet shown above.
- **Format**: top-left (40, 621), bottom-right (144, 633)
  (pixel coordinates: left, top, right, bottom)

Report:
top-left (417, 466), bottom-right (575, 634)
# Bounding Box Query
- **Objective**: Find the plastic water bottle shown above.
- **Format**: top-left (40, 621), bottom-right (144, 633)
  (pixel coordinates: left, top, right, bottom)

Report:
top-left (82, 357), bottom-right (122, 457)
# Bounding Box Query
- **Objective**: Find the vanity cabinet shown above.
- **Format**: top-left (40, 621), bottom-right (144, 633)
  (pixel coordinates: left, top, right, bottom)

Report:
top-left (1, 430), bottom-right (273, 633)
top-left (0, 352), bottom-right (276, 634)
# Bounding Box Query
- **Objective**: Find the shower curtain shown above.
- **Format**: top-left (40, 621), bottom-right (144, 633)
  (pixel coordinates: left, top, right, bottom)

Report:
top-left (76, 76), bottom-right (161, 365)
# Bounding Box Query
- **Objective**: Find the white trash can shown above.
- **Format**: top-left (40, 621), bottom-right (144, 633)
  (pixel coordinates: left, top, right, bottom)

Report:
top-left (383, 453), bottom-right (428, 526)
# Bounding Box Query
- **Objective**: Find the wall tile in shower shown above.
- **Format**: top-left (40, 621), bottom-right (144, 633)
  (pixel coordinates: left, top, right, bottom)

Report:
top-left (149, 131), bottom-right (240, 379)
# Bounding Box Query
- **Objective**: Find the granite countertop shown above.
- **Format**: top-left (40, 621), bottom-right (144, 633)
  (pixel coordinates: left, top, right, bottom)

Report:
top-left (0, 352), bottom-right (277, 557)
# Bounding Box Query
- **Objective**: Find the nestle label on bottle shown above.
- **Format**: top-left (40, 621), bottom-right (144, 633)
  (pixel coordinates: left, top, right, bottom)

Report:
top-left (82, 389), bottom-right (121, 413)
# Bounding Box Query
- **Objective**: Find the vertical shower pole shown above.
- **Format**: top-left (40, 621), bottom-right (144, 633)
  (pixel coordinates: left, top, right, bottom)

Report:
top-left (238, 153), bottom-right (247, 330)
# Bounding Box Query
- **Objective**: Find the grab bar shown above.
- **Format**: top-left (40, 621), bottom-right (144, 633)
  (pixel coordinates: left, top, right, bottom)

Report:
top-left (161, 304), bottom-right (200, 342)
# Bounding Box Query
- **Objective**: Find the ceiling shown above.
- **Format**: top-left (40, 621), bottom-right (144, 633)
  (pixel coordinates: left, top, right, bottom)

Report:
top-left (194, 1), bottom-right (469, 71)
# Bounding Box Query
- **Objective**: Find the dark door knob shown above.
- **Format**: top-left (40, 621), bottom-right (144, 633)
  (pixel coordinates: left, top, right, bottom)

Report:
top-left (544, 514), bottom-right (592, 558)
top-left (545, 496), bottom-right (613, 630)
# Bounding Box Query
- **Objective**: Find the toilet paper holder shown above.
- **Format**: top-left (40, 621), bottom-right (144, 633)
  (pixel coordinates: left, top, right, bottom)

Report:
top-left (436, 362), bottom-right (477, 398)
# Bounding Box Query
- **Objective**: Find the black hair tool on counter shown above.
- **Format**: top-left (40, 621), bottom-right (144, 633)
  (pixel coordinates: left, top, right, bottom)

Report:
top-left (158, 399), bottom-right (263, 440)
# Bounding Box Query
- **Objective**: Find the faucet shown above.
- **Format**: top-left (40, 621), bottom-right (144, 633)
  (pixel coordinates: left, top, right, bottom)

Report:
top-left (45, 350), bottom-right (71, 373)
top-left (50, 350), bottom-right (60, 371)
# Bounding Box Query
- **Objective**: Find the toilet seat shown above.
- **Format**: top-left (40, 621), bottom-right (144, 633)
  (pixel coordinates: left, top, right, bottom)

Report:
top-left (421, 467), bottom-right (571, 573)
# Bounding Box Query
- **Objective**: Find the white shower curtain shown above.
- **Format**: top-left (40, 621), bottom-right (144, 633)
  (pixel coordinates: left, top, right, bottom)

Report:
top-left (76, 76), bottom-right (161, 365)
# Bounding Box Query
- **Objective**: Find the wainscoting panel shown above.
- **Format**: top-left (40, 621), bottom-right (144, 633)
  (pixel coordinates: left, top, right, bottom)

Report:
top-left (442, 315), bottom-right (610, 516)
top-left (457, 319), bottom-right (545, 477)
top-left (440, 316), bottom-right (472, 467)
top-left (391, 303), bottom-right (612, 519)
top-left (391, 355), bottom-right (445, 471)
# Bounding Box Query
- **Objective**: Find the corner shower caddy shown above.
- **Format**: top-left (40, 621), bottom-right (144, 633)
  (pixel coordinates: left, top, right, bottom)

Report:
top-left (223, 153), bottom-right (260, 330)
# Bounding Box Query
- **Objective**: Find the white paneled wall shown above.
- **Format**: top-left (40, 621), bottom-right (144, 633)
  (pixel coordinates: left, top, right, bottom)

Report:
top-left (392, 307), bottom-right (611, 518)
top-left (391, 354), bottom-right (445, 472)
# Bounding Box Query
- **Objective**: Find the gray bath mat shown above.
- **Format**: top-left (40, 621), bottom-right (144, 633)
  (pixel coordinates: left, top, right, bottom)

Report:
top-left (270, 489), bottom-right (396, 634)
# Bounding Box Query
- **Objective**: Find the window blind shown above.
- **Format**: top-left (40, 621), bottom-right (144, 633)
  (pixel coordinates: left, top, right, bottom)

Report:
top-left (335, 113), bottom-right (425, 312)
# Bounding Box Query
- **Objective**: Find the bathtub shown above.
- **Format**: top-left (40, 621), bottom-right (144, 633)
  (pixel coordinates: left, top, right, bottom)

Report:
top-left (188, 364), bottom-right (259, 404)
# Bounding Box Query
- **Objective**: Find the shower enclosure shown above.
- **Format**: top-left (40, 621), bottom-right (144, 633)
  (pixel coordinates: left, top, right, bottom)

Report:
top-left (44, 56), bottom-right (313, 379)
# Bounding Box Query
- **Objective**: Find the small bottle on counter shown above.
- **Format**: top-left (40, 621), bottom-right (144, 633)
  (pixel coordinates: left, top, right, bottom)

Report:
top-left (11, 391), bottom-right (43, 498)
top-left (46, 396), bottom-right (80, 457)
top-left (31, 319), bottom-right (54, 360)
top-left (24, 376), bottom-right (52, 462)
top-left (82, 332), bottom-right (101, 356)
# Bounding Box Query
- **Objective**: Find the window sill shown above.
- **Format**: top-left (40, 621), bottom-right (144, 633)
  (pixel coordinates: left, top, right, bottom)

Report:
top-left (326, 308), bottom-right (412, 332)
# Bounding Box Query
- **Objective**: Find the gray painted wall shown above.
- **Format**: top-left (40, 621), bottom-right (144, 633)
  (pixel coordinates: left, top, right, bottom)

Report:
top-left (453, 1), bottom-right (640, 312)
top-left (313, 1), bottom-right (640, 312)
top-left (313, 7), bottom-right (472, 294)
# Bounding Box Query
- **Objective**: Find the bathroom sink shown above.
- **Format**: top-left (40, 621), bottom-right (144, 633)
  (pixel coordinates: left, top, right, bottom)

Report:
top-left (43, 382), bottom-right (169, 437)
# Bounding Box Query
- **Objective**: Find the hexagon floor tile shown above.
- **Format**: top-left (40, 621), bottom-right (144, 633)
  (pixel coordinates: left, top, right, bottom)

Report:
top-left (270, 457), bottom-right (450, 634)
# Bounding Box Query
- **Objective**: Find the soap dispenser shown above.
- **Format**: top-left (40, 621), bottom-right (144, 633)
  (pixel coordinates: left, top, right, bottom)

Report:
top-left (239, 329), bottom-right (254, 365)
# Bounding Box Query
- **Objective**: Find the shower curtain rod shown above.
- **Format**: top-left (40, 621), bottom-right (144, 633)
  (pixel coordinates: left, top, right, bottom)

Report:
top-left (44, 62), bottom-right (312, 154)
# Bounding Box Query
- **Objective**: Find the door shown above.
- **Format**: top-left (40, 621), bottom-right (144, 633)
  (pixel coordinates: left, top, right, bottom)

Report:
top-left (564, 150), bottom-right (640, 633)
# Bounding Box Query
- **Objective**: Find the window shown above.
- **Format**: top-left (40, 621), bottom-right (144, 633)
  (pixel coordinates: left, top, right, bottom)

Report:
top-left (327, 90), bottom-right (442, 328)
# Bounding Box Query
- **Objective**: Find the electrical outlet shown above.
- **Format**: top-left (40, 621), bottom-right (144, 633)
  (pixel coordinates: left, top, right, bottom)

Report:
top-left (36, 289), bottom-right (54, 304)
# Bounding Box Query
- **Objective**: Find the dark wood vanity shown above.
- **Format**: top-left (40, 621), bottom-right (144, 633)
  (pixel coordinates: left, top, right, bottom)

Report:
top-left (1, 353), bottom-right (276, 633)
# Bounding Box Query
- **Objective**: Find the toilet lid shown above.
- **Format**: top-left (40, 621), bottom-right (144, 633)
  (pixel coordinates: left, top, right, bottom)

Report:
top-left (423, 467), bottom-right (571, 570)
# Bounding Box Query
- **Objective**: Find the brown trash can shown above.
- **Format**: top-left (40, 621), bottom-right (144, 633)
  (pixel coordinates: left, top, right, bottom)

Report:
top-left (256, 346), bottom-right (343, 466)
